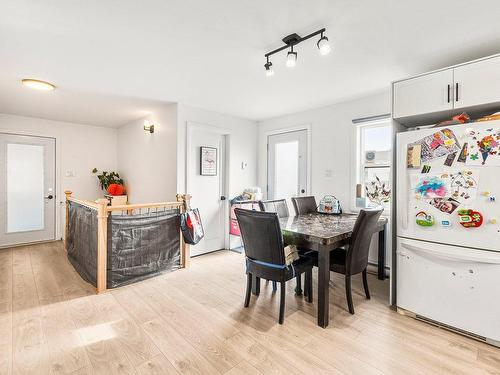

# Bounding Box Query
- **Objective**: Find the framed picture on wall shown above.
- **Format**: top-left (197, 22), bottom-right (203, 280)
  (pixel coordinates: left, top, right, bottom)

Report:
top-left (200, 146), bottom-right (217, 176)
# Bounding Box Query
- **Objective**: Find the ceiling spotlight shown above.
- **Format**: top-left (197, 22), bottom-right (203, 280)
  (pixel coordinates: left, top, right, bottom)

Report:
top-left (317, 33), bottom-right (331, 56)
top-left (264, 58), bottom-right (274, 77)
top-left (286, 47), bottom-right (297, 68)
top-left (21, 78), bottom-right (56, 91)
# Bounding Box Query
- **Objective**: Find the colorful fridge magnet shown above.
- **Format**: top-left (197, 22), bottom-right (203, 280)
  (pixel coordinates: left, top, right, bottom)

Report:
top-left (440, 220), bottom-right (452, 227)
top-left (416, 211), bottom-right (435, 227)
top-left (407, 144), bottom-right (422, 169)
top-left (457, 142), bottom-right (468, 163)
top-left (490, 218), bottom-right (498, 224)
top-left (457, 209), bottom-right (483, 228)
top-left (466, 128), bottom-right (500, 166)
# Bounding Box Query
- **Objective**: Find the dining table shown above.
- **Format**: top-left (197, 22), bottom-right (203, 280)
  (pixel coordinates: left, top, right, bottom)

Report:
top-left (252, 212), bottom-right (388, 328)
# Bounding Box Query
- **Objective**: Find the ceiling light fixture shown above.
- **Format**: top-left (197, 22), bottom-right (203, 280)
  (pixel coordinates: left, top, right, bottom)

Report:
top-left (264, 28), bottom-right (330, 76)
top-left (264, 57), bottom-right (274, 77)
top-left (286, 46), bottom-right (297, 68)
top-left (144, 120), bottom-right (155, 133)
top-left (21, 78), bottom-right (56, 91)
top-left (317, 32), bottom-right (331, 56)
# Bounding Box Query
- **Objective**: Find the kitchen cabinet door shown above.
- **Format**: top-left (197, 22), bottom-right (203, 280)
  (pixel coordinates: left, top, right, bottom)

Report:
top-left (393, 69), bottom-right (453, 119)
top-left (454, 55), bottom-right (500, 109)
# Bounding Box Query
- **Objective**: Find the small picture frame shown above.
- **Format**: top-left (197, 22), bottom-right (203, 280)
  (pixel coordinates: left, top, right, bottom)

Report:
top-left (200, 146), bottom-right (217, 176)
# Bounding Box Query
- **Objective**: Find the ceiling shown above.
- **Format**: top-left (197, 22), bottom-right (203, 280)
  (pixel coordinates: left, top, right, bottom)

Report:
top-left (1, 0), bottom-right (500, 126)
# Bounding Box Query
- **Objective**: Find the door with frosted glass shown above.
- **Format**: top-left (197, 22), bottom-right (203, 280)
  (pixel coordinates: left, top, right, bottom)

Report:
top-left (267, 130), bottom-right (308, 200)
top-left (0, 134), bottom-right (56, 247)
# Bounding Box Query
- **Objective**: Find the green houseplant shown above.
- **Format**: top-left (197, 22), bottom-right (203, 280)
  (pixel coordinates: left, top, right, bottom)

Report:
top-left (91, 168), bottom-right (124, 192)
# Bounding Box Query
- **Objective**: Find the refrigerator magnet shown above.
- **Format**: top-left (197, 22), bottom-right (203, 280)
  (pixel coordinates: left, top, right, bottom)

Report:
top-left (440, 220), bottom-right (452, 227)
top-left (416, 211), bottom-right (435, 227)
top-left (458, 209), bottom-right (483, 228)
top-left (443, 152), bottom-right (457, 167)
top-left (407, 144), bottom-right (422, 168)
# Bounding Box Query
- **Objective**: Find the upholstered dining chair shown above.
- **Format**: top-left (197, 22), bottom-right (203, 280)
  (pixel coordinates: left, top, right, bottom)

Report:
top-left (330, 208), bottom-right (383, 314)
top-left (291, 196), bottom-right (317, 215)
top-left (235, 208), bottom-right (314, 324)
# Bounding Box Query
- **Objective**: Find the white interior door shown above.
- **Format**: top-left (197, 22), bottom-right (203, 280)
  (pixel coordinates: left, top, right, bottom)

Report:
top-left (0, 133), bottom-right (56, 247)
top-left (267, 130), bottom-right (308, 200)
top-left (188, 128), bottom-right (226, 256)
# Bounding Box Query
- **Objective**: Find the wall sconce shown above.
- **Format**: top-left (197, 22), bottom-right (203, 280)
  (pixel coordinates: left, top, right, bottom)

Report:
top-left (144, 120), bottom-right (155, 133)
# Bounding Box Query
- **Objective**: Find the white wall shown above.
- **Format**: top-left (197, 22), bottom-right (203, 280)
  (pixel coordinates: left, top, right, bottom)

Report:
top-left (257, 91), bottom-right (392, 268)
top-left (0, 113), bottom-right (117, 239)
top-left (176, 104), bottom-right (258, 198)
top-left (117, 104), bottom-right (177, 203)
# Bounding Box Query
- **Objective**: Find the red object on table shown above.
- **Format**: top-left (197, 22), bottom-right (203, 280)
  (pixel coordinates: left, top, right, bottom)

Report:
top-left (107, 184), bottom-right (125, 196)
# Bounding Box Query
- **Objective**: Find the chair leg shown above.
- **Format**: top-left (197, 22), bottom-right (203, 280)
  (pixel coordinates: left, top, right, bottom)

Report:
top-left (295, 275), bottom-right (303, 296)
top-left (244, 273), bottom-right (252, 307)
top-left (345, 275), bottom-right (354, 314)
top-left (255, 277), bottom-right (260, 296)
top-left (305, 270), bottom-right (313, 303)
top-left (272, 281), bottom-right (277, 292)
top-left (279, 281), bottom-right (286, 324)
top-left (362, 269), bottom-right (371, 300)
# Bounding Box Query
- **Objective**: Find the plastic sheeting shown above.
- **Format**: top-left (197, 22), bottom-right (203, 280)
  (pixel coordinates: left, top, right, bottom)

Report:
top-left (66, 201), bottom-right (181, 289)
top-left (108, 209), bottom-right (181, 288)
top-left (66, 201), bottom-right (98, 286)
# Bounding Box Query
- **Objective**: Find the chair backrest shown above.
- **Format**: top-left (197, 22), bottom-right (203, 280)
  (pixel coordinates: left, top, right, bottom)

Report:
top-left (258, 199), bottom-right (289, 218)
top-left (346, 209), bottom-right (383, 275)
top-left (291, 196), bottom-right (317, 215)
top-left (234, 208), bottom-right (286, 266)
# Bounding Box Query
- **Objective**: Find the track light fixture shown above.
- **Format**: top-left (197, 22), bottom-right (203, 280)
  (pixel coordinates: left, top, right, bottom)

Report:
top-left (286, 46), bottom-right (297, 68)
top-left (264, 57), bottom-right (274, 77)
top-left (264, 27), bottom-right (330, 76)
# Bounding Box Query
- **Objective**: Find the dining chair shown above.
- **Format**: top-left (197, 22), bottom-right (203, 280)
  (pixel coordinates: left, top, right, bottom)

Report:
top-left (258, 199), bottom-right (289, 218)
top-left (330, 208), bottom-right (383, 314)
top-left (291, 196), bottom-right (317, 215)
top-left (235, 208), bottom-right (314, 324)
top-left (258, 199), bottom-right (302, 294)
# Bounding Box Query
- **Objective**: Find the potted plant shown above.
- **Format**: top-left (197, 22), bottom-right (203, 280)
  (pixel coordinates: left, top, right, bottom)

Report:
top-left (92, 168), bottom-right (127, 206)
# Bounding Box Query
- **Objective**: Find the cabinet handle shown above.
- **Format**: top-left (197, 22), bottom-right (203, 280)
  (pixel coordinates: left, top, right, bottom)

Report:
top-left (455, 82), bottom-right (459, 102)
top-left (447, 84), bottom-right (451, 103)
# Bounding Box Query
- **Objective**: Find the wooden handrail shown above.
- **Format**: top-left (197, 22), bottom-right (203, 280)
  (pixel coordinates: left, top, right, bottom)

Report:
top-left (67, 196), bottom-right (100, 210)
top-left (106, 201), bottom-right (183, 211)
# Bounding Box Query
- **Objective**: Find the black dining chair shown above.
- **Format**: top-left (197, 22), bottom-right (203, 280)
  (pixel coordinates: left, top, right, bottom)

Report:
top-left (258, 199), bottom-right (303, 294)
top-left (235, 208), bottom-right (314, 324)
top-left (258, 199), bottom-right (289, 218)
top-left (291, 196), bottom-right (317, 215)
top-left (330, 208), bottom-right (383, 314)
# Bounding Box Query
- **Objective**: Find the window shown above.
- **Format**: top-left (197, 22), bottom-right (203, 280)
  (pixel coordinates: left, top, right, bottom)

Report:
top-left (355, 119), bottom-right (392, 211)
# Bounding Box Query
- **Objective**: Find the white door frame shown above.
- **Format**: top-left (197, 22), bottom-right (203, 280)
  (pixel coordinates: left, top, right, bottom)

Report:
top-left (265, 124), bottom-right (312, 199)
top-left (0, 129), bottom-right (62, 244)
top-left (185, 121), bottom-right (231, 250)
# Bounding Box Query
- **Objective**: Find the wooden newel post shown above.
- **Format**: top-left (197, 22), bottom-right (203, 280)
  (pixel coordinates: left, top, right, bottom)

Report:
top-left (64, 191), bottom-right (72, 250)
top-left (177, 193), bottom-right (192, 268)
top-left (96, 199), bottom-right (109, 294)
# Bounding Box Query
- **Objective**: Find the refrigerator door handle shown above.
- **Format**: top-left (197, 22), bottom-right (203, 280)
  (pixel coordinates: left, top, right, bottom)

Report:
top-left (401, 242), bottom-right (500, 264)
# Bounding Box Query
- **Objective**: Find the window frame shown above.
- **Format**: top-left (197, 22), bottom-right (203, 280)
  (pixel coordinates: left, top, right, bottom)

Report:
top-left (352, 118), bottom-right (392, 214)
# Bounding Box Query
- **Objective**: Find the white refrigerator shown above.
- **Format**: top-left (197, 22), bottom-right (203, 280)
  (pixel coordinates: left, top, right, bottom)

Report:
top-left (396, 120), bottom-right (500, 346)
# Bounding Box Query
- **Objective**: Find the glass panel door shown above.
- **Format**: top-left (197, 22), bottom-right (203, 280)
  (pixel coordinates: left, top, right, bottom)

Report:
top-left (0, 134), bottom-right (56, 247)
top-left (267, 129), bottom-right (308, 200)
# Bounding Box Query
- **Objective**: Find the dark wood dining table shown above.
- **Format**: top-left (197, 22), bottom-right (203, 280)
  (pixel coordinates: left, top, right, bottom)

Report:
top-left (252, 212), bottom-right (388, 328)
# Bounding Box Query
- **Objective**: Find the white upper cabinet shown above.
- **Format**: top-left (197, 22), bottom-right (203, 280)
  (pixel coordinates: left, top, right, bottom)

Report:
top-left (393, 69), bottom-right (454, 119)
top-left (454, 55), bottom-right (500, 109)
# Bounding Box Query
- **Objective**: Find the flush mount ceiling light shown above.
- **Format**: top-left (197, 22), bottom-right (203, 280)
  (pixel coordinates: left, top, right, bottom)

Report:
top-left (264, 28), bottom-right (331, 76)
top-left (21, 78), bottom-right (56, 91)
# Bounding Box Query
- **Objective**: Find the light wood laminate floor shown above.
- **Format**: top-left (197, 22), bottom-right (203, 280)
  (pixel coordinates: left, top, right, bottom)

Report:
top-left (1, 241), bottom-right (499, 374)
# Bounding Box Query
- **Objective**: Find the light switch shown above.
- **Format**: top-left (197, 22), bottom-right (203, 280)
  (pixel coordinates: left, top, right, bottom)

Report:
top-left (65, 170), bottom-right (76, 177)
top-left (324, 169), bottom-right (333, 178)
top-left (241, 162), bottom-right (248, 170)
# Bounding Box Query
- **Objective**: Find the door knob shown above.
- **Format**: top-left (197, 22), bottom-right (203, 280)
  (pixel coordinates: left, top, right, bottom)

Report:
top-left (45, 194), bottom-right (54, 199)
top-left (300, 189), bottom-right (305, 194)
top-left (220, 196), bottom-right (226, 201)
